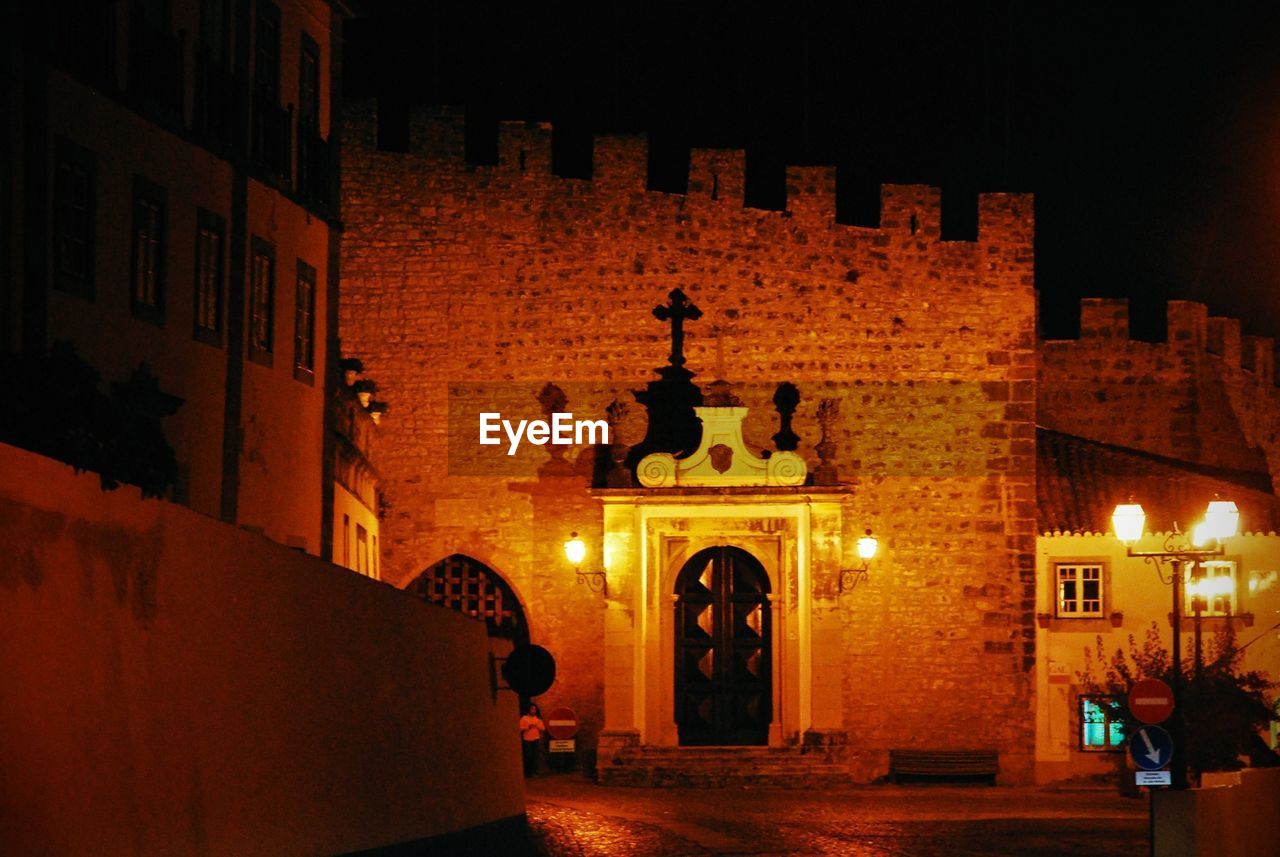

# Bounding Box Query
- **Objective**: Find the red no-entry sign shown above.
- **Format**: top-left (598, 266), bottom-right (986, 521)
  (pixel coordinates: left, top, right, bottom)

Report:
top-left (1128, 678), bottom-right (1174, 725)
top-left (546, 707), bottom-right (579, 740)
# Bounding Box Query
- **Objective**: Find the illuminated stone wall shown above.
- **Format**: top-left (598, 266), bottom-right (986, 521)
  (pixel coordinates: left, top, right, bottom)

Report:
top-left (1040, 298), bottom-right (1280, 489)
top-left (0, 443), bottom-right (524, 855)
top-left (339, 101), bottom-right (1038, 780)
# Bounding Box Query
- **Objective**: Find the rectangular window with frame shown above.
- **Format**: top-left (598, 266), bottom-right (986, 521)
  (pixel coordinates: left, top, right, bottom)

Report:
top-left (131, 176), bottom-right (167, 323)
top-left (1080, 696), bottom-right (1125, 751)
top-left (342, 513), bottom-right (350, 568)
top-left (299, 32), bottom-right (320, 132)
top-left (1056, 563), bottom-right (1104, 617)
top-left (1187, 560), bottom-right (1238, 617)
top-left (53, 138), bottom-right (96, 298)
top-left (293, 259), bottom-right (316, 382)
top-left (198, 0), bottom-right (228, 65)
top-left (356, 523), bottom-right (369, 576)
top-left (193, 210), bottom-right (225, 345)
top-left (248, 236), bottom-right (275, 365)
top-left (254, 1), bottom-right (280, 101)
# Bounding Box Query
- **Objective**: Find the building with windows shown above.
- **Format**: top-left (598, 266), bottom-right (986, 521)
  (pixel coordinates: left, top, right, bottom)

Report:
top-left (2, 0), bottom-right (352, 557)
top-left (332, 364), bottom-right (382, 578)
top-left (1035, 428), bottom-right (1280, 781)
top-left (1034, 301), bottom-right (1280, 782)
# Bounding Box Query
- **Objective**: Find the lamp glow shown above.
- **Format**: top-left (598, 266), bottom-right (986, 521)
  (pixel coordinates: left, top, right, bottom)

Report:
top-left (563, 533), bottom-right (587, 566)
top-left (1202, 500), bottom-right (1240, 542)
top-left (1112, 503), bottom-right (1146, 545)
top-left (856, 531), bottom-right (878, 561)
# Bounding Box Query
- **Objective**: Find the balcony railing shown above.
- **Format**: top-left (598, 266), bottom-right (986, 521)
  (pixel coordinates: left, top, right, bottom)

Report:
top-left (128, 7), bottom-right (185, 119)
top-left (251, 89), bottom-right (292, 182)
top-left (297, 124), bottom-right (332, 212)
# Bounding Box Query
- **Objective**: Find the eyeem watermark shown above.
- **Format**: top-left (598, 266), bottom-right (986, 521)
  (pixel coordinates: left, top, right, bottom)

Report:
top-left (479, 412), bottom-right (610, 456)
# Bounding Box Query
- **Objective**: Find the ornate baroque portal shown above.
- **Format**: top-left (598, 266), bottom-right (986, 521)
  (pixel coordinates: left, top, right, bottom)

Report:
top-left (595, 403), bottom-right (848, 757)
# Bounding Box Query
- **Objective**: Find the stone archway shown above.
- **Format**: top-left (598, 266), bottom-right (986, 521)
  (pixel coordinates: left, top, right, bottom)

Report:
top-left (409, 553), bottom-right (530, 646)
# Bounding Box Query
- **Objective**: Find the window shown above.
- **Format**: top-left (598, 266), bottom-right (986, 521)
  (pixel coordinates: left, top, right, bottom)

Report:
top-left (1187, 560), bottom-right (1237, 617)
top-left (293, 260), bottom-right (316, 381)
top-left (254, 1), bottom-right (280, 102)
top-left (193, 210), bottom-right (224, 345)
top-left (356, 524), bottom-right (369, 576)
top-left (342, 513), bottom-right (350, 568)
top-left (1080, 696), bottom-right (1125, 751)
top-left (1056, 564), bottom-right (1103, 617)
top-left (372, 534), bottom-right (378, 579)
top-left (53, 139), bottom-right (96, 298)
top-left (299, 33), bottom-right (320, 132)
top-left (248, 237), bottom-right (275, 365)
top-left (198, 0), bottom-right (228, 64)
top-left (130, 176), bottom-right (166, 322)
top-left (409, 554), bottom-right (529, 641)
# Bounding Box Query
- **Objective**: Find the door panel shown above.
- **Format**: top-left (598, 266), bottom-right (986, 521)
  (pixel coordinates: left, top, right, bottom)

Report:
top-left (675, 547), bottom-right (771, 745)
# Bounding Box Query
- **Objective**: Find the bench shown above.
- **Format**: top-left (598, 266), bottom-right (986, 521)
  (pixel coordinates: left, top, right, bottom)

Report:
top-left (889, 749), bottom-right (999, 784)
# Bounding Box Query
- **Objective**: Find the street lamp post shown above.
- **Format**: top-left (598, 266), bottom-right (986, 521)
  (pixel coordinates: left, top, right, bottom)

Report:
top-left (1111, 499), bottom-right (1239, 790)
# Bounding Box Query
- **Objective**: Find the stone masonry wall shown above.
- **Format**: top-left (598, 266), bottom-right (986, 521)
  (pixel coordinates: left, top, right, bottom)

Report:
top-left (1039, 298), bottom-right (1280, 489)
top-left (339, 101), bottom-right (1038, 779)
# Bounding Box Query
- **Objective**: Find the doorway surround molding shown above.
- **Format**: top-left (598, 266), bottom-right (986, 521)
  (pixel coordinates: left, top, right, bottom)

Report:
top-left (593, 488), bottom-right (848, 760)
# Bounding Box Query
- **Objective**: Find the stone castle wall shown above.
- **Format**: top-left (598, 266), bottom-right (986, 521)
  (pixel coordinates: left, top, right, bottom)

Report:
top-left (1040, 298), bottom-right (1280, 488)
top-left (339, 101), bottom-right (1038, 779)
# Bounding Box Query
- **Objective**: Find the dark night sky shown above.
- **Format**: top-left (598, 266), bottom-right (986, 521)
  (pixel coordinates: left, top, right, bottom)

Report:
top-left (347, 2), bottom-right (1280, 341)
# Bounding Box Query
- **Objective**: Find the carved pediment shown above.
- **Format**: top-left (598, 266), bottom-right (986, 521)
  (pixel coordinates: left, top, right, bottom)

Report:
top-left (637, 406), bottom-right (806, 488)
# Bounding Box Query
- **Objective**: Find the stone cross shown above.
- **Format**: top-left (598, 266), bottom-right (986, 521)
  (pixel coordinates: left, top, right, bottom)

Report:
top-left (653, 288), bottom-right (702, 369)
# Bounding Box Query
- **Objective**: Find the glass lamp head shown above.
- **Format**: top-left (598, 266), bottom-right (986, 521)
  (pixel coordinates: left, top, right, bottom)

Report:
top-left (1202, 499), bottom-right (1239, 542)
top-left (1111, 503), bottom-right (1146, 545)
top-left (563, 533), bottom-right (587, 566)
top-left (856, 530), bottom-right (878, 562)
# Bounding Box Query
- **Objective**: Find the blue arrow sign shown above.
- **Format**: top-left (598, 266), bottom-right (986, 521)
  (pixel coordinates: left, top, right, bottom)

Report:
top-left (1129, 725), bottom-right (1174, 771)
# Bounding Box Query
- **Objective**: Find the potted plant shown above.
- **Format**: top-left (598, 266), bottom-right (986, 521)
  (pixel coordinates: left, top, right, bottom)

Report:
top-left (352, 378), bottom-right (377, 408)
top-left (339, 357), bottom-right (364, 387)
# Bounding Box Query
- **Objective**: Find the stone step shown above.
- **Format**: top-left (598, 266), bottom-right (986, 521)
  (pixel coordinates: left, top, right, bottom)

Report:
top-left (601, 745), bottom-right (852, 788)
top-left (612, 757), bottom-right (843, 769)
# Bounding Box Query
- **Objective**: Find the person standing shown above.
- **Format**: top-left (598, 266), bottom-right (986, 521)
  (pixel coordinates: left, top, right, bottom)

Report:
top-left (519, 703), bottom-right (546, 777)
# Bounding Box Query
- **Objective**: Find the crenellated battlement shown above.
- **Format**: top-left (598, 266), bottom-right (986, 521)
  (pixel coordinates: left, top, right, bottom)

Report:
top-left (1040, 297), bottom-right (1280, 491)
top-left (353, 100), bottom-right (1031, 244)
top-left (1046, 297), bottom-right (1276, 384)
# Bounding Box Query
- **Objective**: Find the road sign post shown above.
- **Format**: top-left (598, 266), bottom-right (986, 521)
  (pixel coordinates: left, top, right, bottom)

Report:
top-left (1128, 678), bottom-right (1174, 725)
top-left (546, 707), bottom-right (579, 770)
top-left (1129, 724), bottom-right (1174, 771)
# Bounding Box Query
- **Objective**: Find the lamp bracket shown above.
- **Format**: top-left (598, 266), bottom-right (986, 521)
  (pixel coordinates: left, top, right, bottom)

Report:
top-left (575, 568), bottom-right (608, 597)
top-left (838, 562), bottom-right (870, 593)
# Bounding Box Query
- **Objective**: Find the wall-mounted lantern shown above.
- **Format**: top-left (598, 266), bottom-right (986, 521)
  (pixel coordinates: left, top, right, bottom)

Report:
top-left (564, 532), bottom-right (607, 596)
top-left (839, 529), bottom-right (879, 592)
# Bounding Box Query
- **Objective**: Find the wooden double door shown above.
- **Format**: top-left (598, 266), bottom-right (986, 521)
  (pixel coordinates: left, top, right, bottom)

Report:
top-left (674, 546), bottom-right (772, 745)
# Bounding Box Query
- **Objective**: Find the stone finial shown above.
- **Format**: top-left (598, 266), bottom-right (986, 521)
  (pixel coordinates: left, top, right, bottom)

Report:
top-left (814, 398), bottom-right (840, 485)
top-left (772, 382), bottom-right (800, 452)
top-left (604, 397), bottom-right (633, 488)
top-left (536, 382), bottom-right (572, 476)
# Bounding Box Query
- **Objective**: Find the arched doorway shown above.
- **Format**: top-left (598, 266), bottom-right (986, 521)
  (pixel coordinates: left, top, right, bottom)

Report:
top-left (674, 546), bottom-right (772, 746)
top-left (409, 554), bottom-right (530, 646)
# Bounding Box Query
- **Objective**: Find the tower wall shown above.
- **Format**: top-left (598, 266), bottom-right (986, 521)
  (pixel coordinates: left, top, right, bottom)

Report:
top-left (340, 101), bottom-right (1038, 780)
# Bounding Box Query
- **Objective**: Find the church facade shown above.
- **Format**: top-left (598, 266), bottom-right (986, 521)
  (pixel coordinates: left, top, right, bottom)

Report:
top-left (340, 101), bottom-right (1040, 783)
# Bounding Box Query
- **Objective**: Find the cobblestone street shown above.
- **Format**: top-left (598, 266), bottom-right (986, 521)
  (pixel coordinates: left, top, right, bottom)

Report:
top-left (525, 775), bottom-right (1148, 856)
